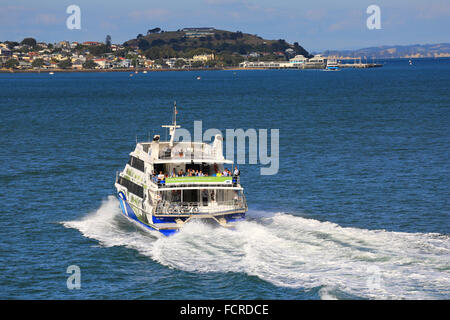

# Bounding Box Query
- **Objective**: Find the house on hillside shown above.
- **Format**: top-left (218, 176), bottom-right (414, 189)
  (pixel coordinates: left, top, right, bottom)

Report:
top-left (193, 53), bottom-right (215, 62)
top-left (182, 27), bottom-right (215, 38)
top-left (94, 58), bottom-right (112, 69)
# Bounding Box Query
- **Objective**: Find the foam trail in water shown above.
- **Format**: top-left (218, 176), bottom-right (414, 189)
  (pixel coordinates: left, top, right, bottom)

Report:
top-left (63, 196), bottom-right (450, 299)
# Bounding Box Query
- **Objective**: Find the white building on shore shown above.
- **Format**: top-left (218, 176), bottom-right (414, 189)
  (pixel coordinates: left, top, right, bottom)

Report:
top-left (239, 54), bottom-right (327, 69)
top-left (289, 54), bottom-right (308, 66)
top-left (239, 61), bottom-right (293, 68)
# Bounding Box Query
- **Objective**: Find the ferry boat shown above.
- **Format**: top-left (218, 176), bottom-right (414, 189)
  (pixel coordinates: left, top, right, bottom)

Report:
top-left (114, 103), bottom-right (248, 236)
top-left (325, 59), bottom-right (340, 71)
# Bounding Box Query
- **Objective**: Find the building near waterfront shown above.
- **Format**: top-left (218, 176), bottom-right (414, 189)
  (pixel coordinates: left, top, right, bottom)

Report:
top-left (239, 54), bottom-right (327, 69)
top-left (193, 53), bottom-right (215, 62)
top-left (289, 54), bottom-right (308, 65)
top-left (239, 61), bottom-right (293, 68)
top-left (182, 27), bottom-right (215, 38)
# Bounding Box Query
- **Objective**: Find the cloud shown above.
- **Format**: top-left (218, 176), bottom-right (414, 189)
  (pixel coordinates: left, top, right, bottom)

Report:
top-left (417, 2), bottom-right (450, 19)
top-left (128, 8), bottom-right (170, 20)
top-left (34, 13), bottom-right (60, 26)
top-left (204, 0), bottom-right (241, 4)
top-left (305, 8), bottom-right (327, 21)
top-left (0, 5), bottom-right (29, 26)
top-left (327, 9), bottom-right (363, 32)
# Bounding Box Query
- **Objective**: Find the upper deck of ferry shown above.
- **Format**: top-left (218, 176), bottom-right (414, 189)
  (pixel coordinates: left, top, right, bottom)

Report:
top-left (136, 140), bottom-right (233, 165)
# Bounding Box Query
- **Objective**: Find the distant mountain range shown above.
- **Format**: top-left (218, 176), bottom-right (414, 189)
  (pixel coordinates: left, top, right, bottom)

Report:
top-left (321, 43), bottom-right (450, 59)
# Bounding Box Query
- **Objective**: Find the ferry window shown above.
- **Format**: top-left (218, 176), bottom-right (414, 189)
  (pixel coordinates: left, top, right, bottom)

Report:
top-left (183, 189), bottom-right (198, 203)
top-left (171, 190), bottom-right (181, 202)
top-left (201, 189), bottom-right (208, 204)
top-left (118, 176), bottom-right (143, 198)
top-left (128, 156), bottom-right (145, 172)
top-left (216, 189), bottom-right (224, 202)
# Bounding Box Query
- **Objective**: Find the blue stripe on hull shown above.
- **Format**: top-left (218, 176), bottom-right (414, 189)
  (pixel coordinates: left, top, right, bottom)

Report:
top-left (116, 194), bottom-right (245, 236)
top-left (116, 195), bottom-right (178, 236)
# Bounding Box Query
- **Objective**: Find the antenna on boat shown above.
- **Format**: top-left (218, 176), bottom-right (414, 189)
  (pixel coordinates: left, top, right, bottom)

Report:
top-left (162, 101), bottom-right (181, 147)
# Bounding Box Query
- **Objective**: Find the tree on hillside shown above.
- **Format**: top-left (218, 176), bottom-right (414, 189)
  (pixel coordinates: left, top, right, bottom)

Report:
top-left (147, 27), bottom-right (161, 34)
top-left (5, 59), bottom-right (19, 69)
top-left (270, 39), bottom-right (289, 52)
top-left (4, 41), bottom-right (19, 49)
top-left (21, 37), bottom-right (37, 47)
top-left (151, 39), bottom-right (166, 46)
top-left (32, 58), bottom-right (44, 69)
top-left (138, 38), bottom-right (150, 51)
top-left (105, 35), bottom-right (112, 48)
top-left (89, 44), bottom-right (109, 56)
top-left (144, 47), bottom-right (161, 59)
top-left (83, 60), bottom-right (98, 69)
top-left (174, 59), bottom-right (186, 68)
top-left (57, 59), bottom-right (72, 69)
top-left (191, 61), bottom-right (204, 68)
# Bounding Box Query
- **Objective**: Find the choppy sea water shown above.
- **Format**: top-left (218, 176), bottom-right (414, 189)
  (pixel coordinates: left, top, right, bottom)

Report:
top-left (1, 58), bottom-right (449, 299)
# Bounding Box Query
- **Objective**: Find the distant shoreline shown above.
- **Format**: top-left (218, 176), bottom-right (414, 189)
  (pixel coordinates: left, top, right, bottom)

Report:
top-left (0, 67), bottom-right (233, 74)
top-left (1, 57), bottom-right (447, 74)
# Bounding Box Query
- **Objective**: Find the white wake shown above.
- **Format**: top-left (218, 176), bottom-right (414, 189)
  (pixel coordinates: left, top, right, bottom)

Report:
top-left (62, 196), bottom-right (450, 299)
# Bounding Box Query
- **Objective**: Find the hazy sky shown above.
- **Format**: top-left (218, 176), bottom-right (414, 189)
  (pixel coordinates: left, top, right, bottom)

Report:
top-left (1, 0), bottom-right (449, 52)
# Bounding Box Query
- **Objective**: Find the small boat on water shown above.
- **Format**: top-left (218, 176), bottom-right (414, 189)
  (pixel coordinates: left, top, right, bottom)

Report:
top-left (324, 59), bottom-right (340, 71)
top-left (197, 76), bottom-right (201, 80)
top-left (143, 70), bottom-right (148, 74)
top-left (114, 103), bottom-right (247, 236)
top-left (49, 72), bottom-right (54, 75)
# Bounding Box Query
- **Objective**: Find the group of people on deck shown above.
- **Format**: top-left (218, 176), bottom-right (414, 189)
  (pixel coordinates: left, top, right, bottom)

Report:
top-left (172, 168), bottom-right (207, 177)
top-left (170, 167), bottom-right (240, 178)
top-left (153, 166), bottom-right (240, 182)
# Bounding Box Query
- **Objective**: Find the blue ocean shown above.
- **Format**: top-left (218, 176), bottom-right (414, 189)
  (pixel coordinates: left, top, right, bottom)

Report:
top-left (1, 59), bottom-right (449, 299)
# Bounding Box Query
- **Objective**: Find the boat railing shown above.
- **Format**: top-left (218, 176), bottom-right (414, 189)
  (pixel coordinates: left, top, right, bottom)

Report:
top-left (159, 149), bottom-right (218, 160)
top-left (149, 174), bottom-right (240, 188)
top-left (154, 198), bottom-right (246, 216)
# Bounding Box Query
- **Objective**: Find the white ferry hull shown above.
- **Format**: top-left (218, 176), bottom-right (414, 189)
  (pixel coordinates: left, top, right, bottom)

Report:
top-left (117, 192), bottom-right (245, 236)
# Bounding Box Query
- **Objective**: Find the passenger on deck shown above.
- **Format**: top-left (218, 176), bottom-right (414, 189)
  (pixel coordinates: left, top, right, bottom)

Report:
top-left (234, 167), bottom-right (240, 176)
top-left (157, 171), bottom-right (165, 181)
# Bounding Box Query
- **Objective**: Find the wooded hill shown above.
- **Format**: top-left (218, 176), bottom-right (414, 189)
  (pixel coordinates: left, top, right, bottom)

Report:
top-left (123, 28), bottom-right (311, 65)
